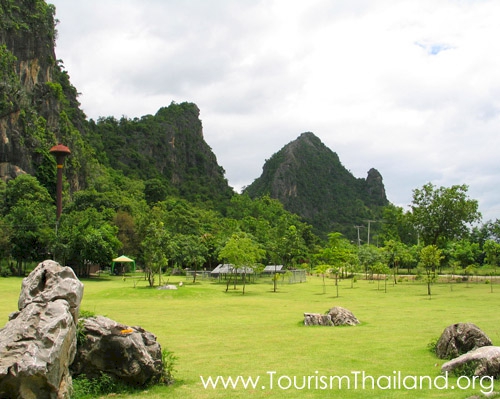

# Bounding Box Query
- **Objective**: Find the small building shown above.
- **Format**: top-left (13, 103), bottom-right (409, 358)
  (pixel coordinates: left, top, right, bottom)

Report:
top-left (263, 265), bottom-right (284, 274)
top-left (211, 263), bottom-right (234, 278)
top-left (211, 264), bottom-right (254, 280)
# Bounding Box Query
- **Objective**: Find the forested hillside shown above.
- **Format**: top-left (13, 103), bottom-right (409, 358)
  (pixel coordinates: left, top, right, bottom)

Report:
top-left (244, 132), bottom-right (388, 238)
top-left (1, 0), bottom-right (497, 286)
top-left (0, 0), bottom-right (319, 276)
top-left (86, 102), bottom-right (234, 208)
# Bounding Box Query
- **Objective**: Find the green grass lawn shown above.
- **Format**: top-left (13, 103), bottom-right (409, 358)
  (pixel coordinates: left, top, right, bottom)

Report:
top-left (1, 274), bottom-right (499, 398)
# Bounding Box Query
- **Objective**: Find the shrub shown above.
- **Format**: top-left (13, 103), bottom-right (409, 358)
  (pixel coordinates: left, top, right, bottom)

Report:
top-left (76, 310), bottom-right (96, 346)
top-left (160, 349), bottom-right (177, 385)
top-left (427, 337), bottom-right (439, 354)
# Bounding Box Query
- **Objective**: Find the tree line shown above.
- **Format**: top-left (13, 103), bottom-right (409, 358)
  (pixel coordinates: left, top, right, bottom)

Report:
top-left (1, 173), bottom-right (499, 296)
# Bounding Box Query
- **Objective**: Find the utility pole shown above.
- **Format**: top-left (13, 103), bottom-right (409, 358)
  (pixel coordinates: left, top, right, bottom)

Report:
top-left (366, 220), bottom-right (376, 246)
top-left (354, 225), bottom-right (364, 247)
top-left (365, 220), bottom-right (385, 246)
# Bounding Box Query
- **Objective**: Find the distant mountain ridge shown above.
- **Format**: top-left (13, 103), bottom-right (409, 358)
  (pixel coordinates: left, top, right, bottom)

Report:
top-left (87, 102), bottom-right (234, 205)
top-left (244, 132), bottom-right (388, 237)
top-left (0, 1), bottom-right (233, 207)
top-left (1, 0), bottom-right (389, 239)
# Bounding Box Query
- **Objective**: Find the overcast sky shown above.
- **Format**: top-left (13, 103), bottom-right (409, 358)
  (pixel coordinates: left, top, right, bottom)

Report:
top-left (49, 0), bottom-right (500, 222)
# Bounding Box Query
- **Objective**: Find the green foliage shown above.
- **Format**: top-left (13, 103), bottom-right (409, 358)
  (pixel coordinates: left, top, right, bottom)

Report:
top-left (227, 194), bottom-right (316, 266)
top-left (3, 175), bottom-right (55, 265)
top-left (450, 361), bottom-right (479, 378)
top-left (380, 204), bottom-right (418, 245)
top-left (446, 239), bottom-right (481, 269)
top-left (141, 216), bottom-right (170, 286)
top-left (55, 208), bottom-right (121, 276)
top-left (0, 0), bottom-right (56, 40)
top-left (483, 239), bottom-right (500, 267)
top-left (219, 232), bottom-right (265, 294)
top-left (144, 177), bottom-right (169, 205)
top-left (88, 102), bottom-right (233, 208)
top-left (0, 44), bottom-right (22, 117)
top-left (45, 81), bottom-right (64, 101)
top-left (410, 183), bottom-right (481, 247)
top-left (71, 372), bottom-right (136, 399)
top-left (427, 337), bottom-right (439, 354)
top-left (418, 245), bottom-right (444, 296)
top-left (219, 232), bottom-right (264, 268)
top-left (76, 310), bottom-right (95, 347)
top-left (159, 349), bottom-right (177, 386)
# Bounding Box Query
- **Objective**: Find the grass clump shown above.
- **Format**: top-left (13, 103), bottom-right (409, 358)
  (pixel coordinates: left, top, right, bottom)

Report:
top-left (71, 372), bottom-right (137, 399)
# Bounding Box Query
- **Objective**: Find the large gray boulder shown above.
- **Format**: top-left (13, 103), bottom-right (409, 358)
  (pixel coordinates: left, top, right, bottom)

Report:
top-left (441, 346), bottom-right (500, 378)
top-left (327, 306), bottom-right (360, 326)
top-left (304, 313), bottom-right (333, 326)
top-left (436, 323), bottom-right (492, 359)
top-left (18, 259), bottom-right (84, 323)
top-left (71, 316), bottom-right (163, 386)
top-left (304, 307), bottom-right (359, 327)
top-left (0, 260), bottom-right (84, 399)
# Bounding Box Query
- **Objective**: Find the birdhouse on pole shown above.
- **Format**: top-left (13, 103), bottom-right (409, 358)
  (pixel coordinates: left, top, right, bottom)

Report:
top-left (49, 144), bottom-right (71, 220)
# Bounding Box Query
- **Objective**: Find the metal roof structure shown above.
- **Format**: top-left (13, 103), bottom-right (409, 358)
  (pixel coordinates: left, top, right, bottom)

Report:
top-left (211, 264), bottom-right (233, 274)
top-left (211, 264), bottom-right (254, 274)
top-left (263, 265), bottom-right (284, 273)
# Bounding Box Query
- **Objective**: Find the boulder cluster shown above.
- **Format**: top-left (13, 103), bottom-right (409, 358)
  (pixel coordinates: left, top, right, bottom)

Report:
top-left (304, 306), bottom-right (360, 326)
top-left (0, 260), bottom-right (163, 399)
top-left (436, 322), bottom-right (500, 379)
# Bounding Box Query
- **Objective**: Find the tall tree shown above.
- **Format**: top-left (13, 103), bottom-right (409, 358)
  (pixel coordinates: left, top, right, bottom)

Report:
top-left (174, 234), bottom-right (208, 283)
top-left (316, 232), bottom-right (358, 296)
top-left (141, 220), bottom-right (170, 287)
top-left (410, 183), bottom-right (481, 248)
top-left (357, 244), bottom-right (385, 279)
top-left (218, 232), bottom-right (264, 295)
top-left (418, 245), bottom-right (444, 297)
top-left (383, 240), bottom-right (414, 284)
top-left (55, 207), bottom-right (121, 276)
top-left (380, 204), bottom-right (418, 245)
top-left (484, 240), bottom-right (500, 270)
top-left (3, 175), bottom-right (56, 273)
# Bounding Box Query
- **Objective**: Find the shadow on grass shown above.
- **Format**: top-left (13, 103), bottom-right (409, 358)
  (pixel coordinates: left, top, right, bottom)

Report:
top-left (79, 276), bottom-right (114, 282)
top-left (222, 289), bottom-right (260, 296)
top-left (297, 320), bottom-right (368, 328)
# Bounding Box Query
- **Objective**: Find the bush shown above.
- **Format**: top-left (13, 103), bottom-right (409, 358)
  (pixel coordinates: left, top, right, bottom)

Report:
top-left (0, 266), bottom-right (11, 277)
top-left (76, 310), bottom-right (96, 346)
top-left (160, 349), bottom-right (177, 385)
top-left (427, 337), bottom-right (439, 354)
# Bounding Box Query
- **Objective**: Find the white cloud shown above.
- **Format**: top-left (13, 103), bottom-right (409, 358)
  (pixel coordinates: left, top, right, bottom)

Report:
top-left (50, 0), bottom-right (500, 221)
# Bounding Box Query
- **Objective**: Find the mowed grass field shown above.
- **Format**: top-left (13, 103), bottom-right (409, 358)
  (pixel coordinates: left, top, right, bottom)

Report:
top-left (1, 273), bottom-right (499, 398)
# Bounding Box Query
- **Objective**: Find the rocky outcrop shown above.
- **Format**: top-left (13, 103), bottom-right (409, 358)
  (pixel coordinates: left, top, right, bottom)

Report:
top-left (327, 306), bottom-right (360, 326)
top-left (304, 306), bottom-right (359, 327)
top-left (365, 168), bottom-right (387, 206)
top-left (304, 313), bottom-right (333, 326)
top-left (244, 132), bottom-right (388, 238)
top-left (0, 260), bottom-right (84, 399)
top-left (435, 323), bottom-right (492, 360)
top-left (441, 346), bottom-right (500, 378)
top-left (71, 316), bottom-right (163, 386)
top-left (0, 1), bottom-right (59, 181)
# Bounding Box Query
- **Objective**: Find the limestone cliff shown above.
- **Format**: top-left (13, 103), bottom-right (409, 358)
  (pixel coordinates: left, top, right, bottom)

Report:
top-left (244, 132), bottom-right (388, 238)
top-left (0, 1), bottom-right (233, 205)
top-left (0, 0), bottom-right (90, 192)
